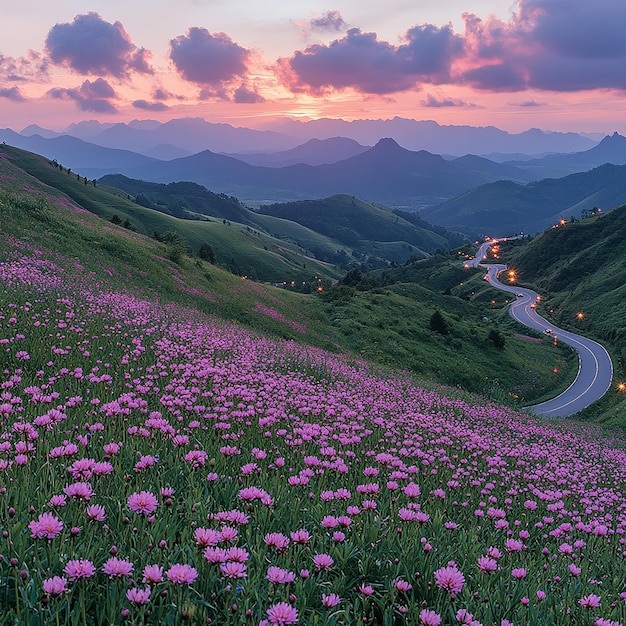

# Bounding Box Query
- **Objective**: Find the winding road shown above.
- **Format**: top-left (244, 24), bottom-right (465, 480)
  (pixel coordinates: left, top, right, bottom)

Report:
top-left (468, 239), bottom-right (613, 417)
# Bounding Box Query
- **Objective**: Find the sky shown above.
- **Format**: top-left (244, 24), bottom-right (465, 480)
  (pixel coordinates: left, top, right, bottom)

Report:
top-left (1, 0), bottom-right (625, 134)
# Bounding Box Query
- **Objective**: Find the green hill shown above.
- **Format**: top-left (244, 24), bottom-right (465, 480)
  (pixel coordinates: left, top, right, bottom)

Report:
top-left (500, 206), bottom-right (626, 424)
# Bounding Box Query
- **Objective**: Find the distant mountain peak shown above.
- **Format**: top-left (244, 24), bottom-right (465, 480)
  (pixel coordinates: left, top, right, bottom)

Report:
top-left (372, 137), bottom-right (407, 153)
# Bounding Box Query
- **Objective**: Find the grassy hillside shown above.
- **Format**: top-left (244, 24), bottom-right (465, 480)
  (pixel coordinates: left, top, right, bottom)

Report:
top-left (1, 145), bottom-right (342, 284)
top-left (499, 206), bottom-right (626, 425)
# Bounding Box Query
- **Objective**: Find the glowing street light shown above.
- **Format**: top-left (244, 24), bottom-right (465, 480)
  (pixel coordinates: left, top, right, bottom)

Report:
top-left (576, 312), bottom-right (585, 320)
top-left (617, 382), bottom-right (626, 392)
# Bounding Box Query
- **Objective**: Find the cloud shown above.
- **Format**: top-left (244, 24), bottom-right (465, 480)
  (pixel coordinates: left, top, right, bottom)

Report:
top-left (233, 84), bottom-right (265, 104)
top-left (513, 100), bottom-right (546, 107)
top-left (0, 86), bottom-right (26, 102)
top-left (169, 27), bottom-right (250, 90)
top-left (421, 94), bottom-right (475, 108)
top-left (45, 12), bottom-right (153, 78)
top-left (281, 0), bottom-right (626, 96)
top-left (459, 0), bottom-right (626, 91)
top-left (49, 78), bottom-right (117, 113)
top-left (132, 99), bottom-right (169, 111)
top-left (0, 51), bottom-right (49, 83)
top-left (279, 23), bottom-right (463, 95)
top-left (310, 10), bottom-right (347, 33)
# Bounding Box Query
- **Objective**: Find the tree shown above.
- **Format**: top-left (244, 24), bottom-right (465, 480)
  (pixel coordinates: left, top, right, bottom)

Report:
top-left (487, 328), bottom-right (506, 350)
top-left (198, 243), bottom-right (216, 264)
top-left (430, 309), bottom-right (449, 335)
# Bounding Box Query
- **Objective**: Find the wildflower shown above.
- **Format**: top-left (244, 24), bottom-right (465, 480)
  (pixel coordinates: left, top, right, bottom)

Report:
top-left (322, 593), bottom-right (341, 608)
top-left (265, 601), bottom-right (298, 624)
top-left (102, 557), bottom-right (133, 578)
top-left (29, 512), bottom-right (63, 539)
top-left (142, 564), bottom-right (163, 583)
top-left (579, 594), bottom-right (601, 608)
top-left (194, 527), bottom-right (221, 547)
top-left (478, 556), bottom-right (498, 573)
top-left (225, 547), bottom-right (249, 562)
top-left (48, 495), bottom-right (67, 508)
top-left (332, 531), bottom-right (346, 542)
top-left (402, 482), bottom-right (421, 497)
top-left (393, 579), bottom-right (412, 592)
top-left (290, 529), bottom-right (311, 544)
top-left (456, 609), bottom-right (474, 624)
top-left (127, 490), bottom-right (158, 515)
top-left (86, 504), bottom-right (106, 522)
top-left (434, 565), bottom-right (465, 594)
top-left (220, 562), bottom-right (247, 579)
top-left (64, 559), bottom-right (96, 580)
top-left (511, 568), bottom-right (527, 579)
top-left (264, 532), bottom-right (290, 550)
top-left (536, 590), bottom-right (547, 600)
top-left (569, 563), bottom-right (581, 576)
top-left (204, 547), bottom-right (228, 563)
top-left (266, 566), bottom-right (296, 584)
top-left (166, 563), bottom-right (198, 585)
top-left (42, 576), bottom-right (68, 596)
top-left (63, 482), bottom-right (93, 500)
top-left (313, 553), bottom-right (334, 571)
top-left (126, 587), bottom-right (151, 605)
top-left (420, 609), bottom-right (442, 626)
top-left (359, 584), bottom-right (374, 595)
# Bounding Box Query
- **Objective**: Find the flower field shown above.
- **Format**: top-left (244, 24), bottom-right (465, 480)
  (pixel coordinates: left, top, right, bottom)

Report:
top-left (1, 238), bottom-right (625, 626)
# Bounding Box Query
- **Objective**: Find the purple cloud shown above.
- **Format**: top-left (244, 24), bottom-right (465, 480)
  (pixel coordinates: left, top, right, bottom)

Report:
top-left (49, 78), bottom-right (117, 113)
top-left (45, 12), bottom-right (153, 77)
top-left (133, 99), bottom-right (169, 111)
top-left (421, 94), bottom-right (475, 108)
top-left (310, 10), bottom-right (347, 33)
top-left (0, 86), bottom-right (26, 101)
top-left (281, 0), bottom-right (626, 96)
top-left (169, 27), bottom-right (250, 88)
top-left (460, 0), bottom-right (626, 91)
top-left (233, 84), bottom-right (265, 104)
top-left (0, 52), bottom-right (49, 83)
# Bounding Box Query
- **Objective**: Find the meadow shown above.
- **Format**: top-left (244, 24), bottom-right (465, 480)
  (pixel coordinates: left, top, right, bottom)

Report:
top-left (1, 215), bottom-right (626, 625)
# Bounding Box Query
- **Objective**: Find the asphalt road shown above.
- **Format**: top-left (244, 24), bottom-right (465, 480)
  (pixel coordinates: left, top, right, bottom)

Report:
top-left (468, 240), bottom-right (613, 417)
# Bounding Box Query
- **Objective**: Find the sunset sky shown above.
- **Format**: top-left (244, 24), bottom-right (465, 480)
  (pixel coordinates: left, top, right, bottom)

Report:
top-left (1, 0), bottom-right (625, 134)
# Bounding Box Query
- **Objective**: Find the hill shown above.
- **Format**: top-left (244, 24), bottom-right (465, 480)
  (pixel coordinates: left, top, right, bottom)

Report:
top-left (501, 205), bottom-right (626, 424)
top-left (0, 144), bottom-right (342, 284)
top-left (421, 163), bottom-right (626, 235)
top-left (99, 175), bottom-right (466, 268)
top-left (258, 194), bottom-right (460, 255)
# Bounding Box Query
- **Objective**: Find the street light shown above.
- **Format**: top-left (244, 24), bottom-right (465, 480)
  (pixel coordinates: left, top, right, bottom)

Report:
top-left (576, 312), bottom-right (585, 320)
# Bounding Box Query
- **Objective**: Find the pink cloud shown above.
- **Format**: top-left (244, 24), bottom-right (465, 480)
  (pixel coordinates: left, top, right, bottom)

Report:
top-left (0, 86), bottom-right (26, 102)
top-left (45, 12), bottom-right (153, 78)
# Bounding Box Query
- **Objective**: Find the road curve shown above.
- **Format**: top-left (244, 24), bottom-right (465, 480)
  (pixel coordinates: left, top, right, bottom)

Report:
top-left (467, 240), bottom-right (613, 417)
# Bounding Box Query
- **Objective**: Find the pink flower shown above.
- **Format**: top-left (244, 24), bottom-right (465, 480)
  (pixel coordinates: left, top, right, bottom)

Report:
top-left (402, 482), bottom-right (421, 497)
top-left (64, 559), bottom-right (96, 580)
top-left (42, 576), bottom-right (68, 596)
top-left (313, 553), bottom-right (334, 571)
top-left (86, 504), bottom-right (106, 522)
top-left (434, 565), bottom-right (465, 594)
top-left (264, 532), bottom-right (290, 550)
top-left (322, 593), bottom-right (341, 608)
top-left (126, 587), bottom-right (151, 605)
top-left (536, 590), bottom-right (547, 601)
top-left (63, 482), bottom-right (93, 501)
top-left (127, 490), bottom-right (158, 515)
top-left (359, 584), bottom-right (374, 595)
top-left (420, 609), bottom-right (442, 626)
top-left (204, 547), bottom-right (228, 563)
top-left (194, 527), bottom-right (221, 547)
top-left (290, 529), bottom-right (311, 544)
top-left (102, 557), bottom-right (133, 578)
top-left (166, 563), bottom-right (198, 585)
top-left (29, 512), bottom-right (64, 539)
top-left (266, 566), bottom-right (296, 584)
top-left (511, 568), bottom-right (527, 579)
top-left (142, 564), bottom-right (163, 584)
top-left (321, 515), bottom-right (339, 528)
top-left (225, 546), bottom-right (249, 562)
top-left (478, 556), bottom-right (498, 573)
top-left (220, 562), bottom-right (247, 579)
top-left (393, 579), bottom-right (412, 592)
top-left (48, 495), bottom-right (67, 508)
top-left (456, 609), bottom-right (474, 624)
top-left (569, 563), bottom-right (581, 576)
top-left (579, 594), bottom-right (601, 608)
top-left (265, 601), bottom-right (299, 624)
